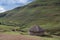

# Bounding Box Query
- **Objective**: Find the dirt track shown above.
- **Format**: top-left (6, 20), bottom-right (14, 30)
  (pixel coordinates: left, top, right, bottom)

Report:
top-left (0, 34), bottom-right (41, 40)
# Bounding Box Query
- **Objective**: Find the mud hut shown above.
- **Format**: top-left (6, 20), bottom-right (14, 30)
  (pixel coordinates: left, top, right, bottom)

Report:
top-left (29, 25), bottom-right (45, 36)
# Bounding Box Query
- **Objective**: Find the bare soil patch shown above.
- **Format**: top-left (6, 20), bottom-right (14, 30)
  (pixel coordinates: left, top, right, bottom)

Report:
top-left (0, 33), bottom-right (42, 40)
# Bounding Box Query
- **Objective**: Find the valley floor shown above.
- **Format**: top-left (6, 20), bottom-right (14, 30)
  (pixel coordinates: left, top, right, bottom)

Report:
top-left (0, 33), bottom-right (60, 40)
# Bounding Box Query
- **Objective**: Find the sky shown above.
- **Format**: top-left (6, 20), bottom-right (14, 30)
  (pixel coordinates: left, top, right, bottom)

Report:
top-left (0, 0), bottom-right (33, 13)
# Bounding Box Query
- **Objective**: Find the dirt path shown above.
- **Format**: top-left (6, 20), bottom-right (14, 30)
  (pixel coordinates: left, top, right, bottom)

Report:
top-left (0, 34), bottom-right (42, 40)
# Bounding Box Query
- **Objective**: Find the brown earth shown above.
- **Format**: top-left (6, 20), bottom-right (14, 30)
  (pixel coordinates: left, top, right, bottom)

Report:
top-left (0, 34), bottom-right (42, 40)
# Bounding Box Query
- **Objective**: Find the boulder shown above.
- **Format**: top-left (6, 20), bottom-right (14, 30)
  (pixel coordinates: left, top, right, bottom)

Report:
top-left (29, 25), bottom-right (45, 36)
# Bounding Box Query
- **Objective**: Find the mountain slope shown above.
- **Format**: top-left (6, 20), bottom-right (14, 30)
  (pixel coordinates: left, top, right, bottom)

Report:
top-left (0, 0), bottom-right (60, 33)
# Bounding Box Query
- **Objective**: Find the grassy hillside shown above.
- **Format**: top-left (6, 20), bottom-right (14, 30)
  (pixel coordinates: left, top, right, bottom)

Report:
top-left (0, 0), bottom-right (60, 34)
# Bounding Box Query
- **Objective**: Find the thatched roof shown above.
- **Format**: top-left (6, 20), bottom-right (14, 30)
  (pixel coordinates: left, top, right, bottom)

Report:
top-left (29, 25), bottom-right (44, 32)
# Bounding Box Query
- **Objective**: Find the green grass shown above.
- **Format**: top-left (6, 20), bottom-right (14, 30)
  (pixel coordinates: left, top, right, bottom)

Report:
top-left (0, 25), bottom-right (20, 32)
top-left (20, 35), bottom-right (60, 40)
top-left (0, 32), bottom-right (20, 35)
top-left (0, 0), bottom-right (60, 35)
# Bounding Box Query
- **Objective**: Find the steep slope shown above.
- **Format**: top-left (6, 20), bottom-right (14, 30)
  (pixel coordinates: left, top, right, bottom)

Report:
top-left (0, 0), bottom-right (60, 33)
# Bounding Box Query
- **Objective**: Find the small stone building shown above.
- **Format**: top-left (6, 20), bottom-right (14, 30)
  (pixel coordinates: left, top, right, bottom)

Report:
top-left (29, 25), bottom-right (45, 36)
